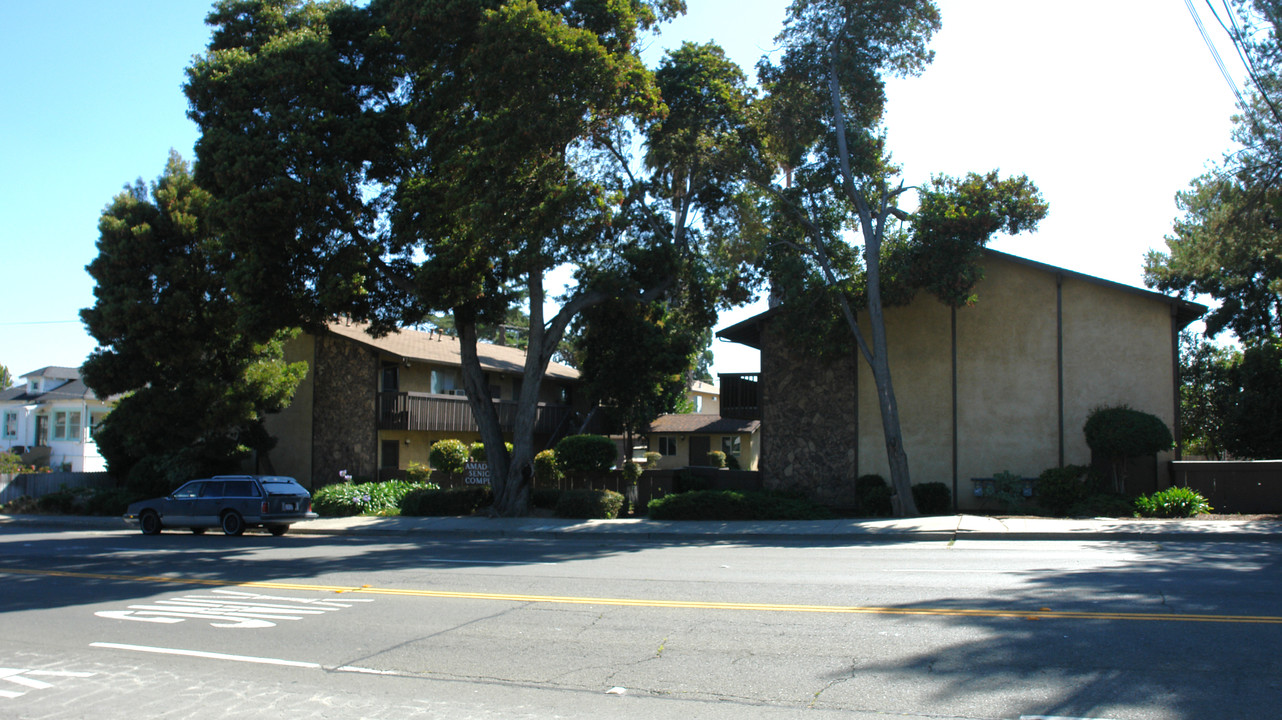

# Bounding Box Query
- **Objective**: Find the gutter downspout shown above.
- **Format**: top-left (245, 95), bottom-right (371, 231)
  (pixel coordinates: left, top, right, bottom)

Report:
top-left (1056, 273), bottom-right (1065, 468)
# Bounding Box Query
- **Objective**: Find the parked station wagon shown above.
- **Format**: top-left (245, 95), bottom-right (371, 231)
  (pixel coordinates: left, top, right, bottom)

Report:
top-left (124, 475), bottom-right (318, 536)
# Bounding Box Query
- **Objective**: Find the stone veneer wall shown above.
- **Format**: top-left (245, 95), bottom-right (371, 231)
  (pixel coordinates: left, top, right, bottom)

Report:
top-left (311, 333), bottom-right (379, 488)
top-left (760, 325), bottom-right (860, 507)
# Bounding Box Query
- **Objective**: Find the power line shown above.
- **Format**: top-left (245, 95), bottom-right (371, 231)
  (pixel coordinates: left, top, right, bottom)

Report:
top-left (1186, 0), bottom-right (1248, 107)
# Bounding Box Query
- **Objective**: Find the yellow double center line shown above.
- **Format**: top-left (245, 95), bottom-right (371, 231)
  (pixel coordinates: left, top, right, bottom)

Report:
top-left (5, 566), bottom-right (1281, 624)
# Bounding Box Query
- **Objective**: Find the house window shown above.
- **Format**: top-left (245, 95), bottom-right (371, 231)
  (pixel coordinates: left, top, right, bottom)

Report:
top-left (431, 369), bottom-right (459, 394)
top-left (52, 411), bottom-right (82, 442)
top-left (382, 364), bottom-right (400, 392)
top-left (721, 436), bottom-right (741, 457)
top-left (658, 436), bottom-right (678, 456)
top-left (2, 411), bottom-right (16, 439)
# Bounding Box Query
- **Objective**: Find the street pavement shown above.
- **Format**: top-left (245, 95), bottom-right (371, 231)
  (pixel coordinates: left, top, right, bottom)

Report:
top-left (3, 511), bottom-right (1281, 541)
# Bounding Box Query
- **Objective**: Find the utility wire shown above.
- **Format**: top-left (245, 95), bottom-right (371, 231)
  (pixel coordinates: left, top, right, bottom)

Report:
top-left (1187, 0), bottom-right (1248, 107)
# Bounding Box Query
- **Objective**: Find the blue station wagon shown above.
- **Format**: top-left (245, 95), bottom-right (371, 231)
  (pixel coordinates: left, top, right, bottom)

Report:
top-left (124, 475), bottom-right (318, 536)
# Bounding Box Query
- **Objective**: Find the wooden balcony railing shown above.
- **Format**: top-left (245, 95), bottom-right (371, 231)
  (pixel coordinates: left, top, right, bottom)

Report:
top-left (718, 373), bottom-right (760, 420)
top-left (377, 392), bottom-right (577, 436)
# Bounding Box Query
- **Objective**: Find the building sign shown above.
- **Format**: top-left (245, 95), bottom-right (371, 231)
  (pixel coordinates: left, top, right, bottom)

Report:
top-left (464, 461), bottom-right (491, 486)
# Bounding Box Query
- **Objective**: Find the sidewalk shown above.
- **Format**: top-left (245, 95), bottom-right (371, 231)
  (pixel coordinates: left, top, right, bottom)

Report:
top-left (3, 512), bottom-right (1280, 541)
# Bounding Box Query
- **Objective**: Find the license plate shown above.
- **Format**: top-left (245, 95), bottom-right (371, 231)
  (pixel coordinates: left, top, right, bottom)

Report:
top-left (282, 503), bottom-right (295, 511)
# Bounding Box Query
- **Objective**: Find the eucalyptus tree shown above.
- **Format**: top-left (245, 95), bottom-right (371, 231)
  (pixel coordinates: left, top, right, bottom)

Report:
top-left (757, 0), bottom-right (1047, 514)
top-left (185, 0), bottom-right (762, 515)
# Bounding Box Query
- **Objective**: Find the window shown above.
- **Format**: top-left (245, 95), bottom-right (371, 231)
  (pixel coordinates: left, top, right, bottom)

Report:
top-left (658, 436), bottom-right (678, 456)
top-left (2, 411), bottom-right (17, 439)
top-left (52, 411), bottom-right (82, 442)
top-left (382, 364), bottom-right (399, 392)
top-left (431, 369), bottom-right (459, 394)
top-left (721, 436), bottom-right (741, 457)
top-left (173, 482), bottom-right (203, 499)
top-left (89, 411), bottom-right (108, 439)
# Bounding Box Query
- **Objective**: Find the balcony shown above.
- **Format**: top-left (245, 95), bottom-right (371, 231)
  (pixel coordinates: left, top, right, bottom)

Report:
top-left (718, 373), bottom-right (760, 420)
top-left (377, 392), bottom-right (577, 436)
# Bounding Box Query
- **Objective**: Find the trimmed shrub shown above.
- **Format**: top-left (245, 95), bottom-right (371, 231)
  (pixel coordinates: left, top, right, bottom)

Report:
top-left (644, 451), bottom-right (662, 468)
top-left (706, 450), bottom-right (727, 468)
top-left (404, 461), bottom-right (432, 484)
top-left (622, 461), bottom-right (643, 484)
top-left (429, 439), bottom-right (469, 474)
top-left (1066, 493), bottom-right (1135, 518)
top-left (468, 441), bottom-right (513, 462)
top-left (400, 486), bottom-right (493, 516)
top-left (84, 487), bottom-right (146, 516)
top-left (555, 434), bottom-right (617, 474)
top-left (555, 489), bottom-right (624, 519)
top-left (856, 474), bottom-right (892, 517)
top-left (1134, 487), bottom-right (1213, 518)
top-left (533, 449), bottom-right (561, 487)
top-left (531, 488), bottom-right (562, 509)
top-left (1035, 465), bottom-right (1090, 516)
top-left (647, 490), bottom-right (834, 521)
top-left (726, 454), bottom-right (742, 470)
top-left (1085, 405), bottom-right (1174, 493)
top-left (911, 482), bottom-right (952, 515)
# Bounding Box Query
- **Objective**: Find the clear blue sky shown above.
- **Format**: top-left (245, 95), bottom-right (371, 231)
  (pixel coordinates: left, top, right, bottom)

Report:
top-left (0, 0), bottom-right (1245, 383)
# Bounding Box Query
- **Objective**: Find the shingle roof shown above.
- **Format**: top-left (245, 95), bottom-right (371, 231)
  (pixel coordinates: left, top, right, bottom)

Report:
top-left (0, 367), bottom-right (103, 404)
top-left (326, 321), bottom-right (580, 382)
top-left (647, 414), bottom-right (760, 435)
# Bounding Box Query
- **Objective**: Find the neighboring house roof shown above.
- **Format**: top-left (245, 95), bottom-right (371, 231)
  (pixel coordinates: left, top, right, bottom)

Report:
top-left (690, 380), bottom-right (718, 395)
top-left (326, 320), bottom-right (580, 383)
top-left (717, 249), bottom-right (1208, 349)
top-left (0, 367), bottom-right (105, 404)
top-left (648, 414), bottom-right (760, 435)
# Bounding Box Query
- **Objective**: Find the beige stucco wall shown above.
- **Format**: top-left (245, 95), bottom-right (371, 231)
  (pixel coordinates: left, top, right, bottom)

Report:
top-left (261, 333), bottom-right (315, 486)
top-left (763, 253), bottom-right (1182, 510)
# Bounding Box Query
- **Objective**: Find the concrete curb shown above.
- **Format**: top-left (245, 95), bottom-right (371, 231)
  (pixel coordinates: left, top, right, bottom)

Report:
top-left (4, 513), bottom-right (1280, 542)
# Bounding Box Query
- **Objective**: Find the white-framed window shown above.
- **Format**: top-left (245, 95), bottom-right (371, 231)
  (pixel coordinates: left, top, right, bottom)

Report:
top-left (658, 436), bottom-right (678, 456)
top-left (2, 411), bottom-right (17, 439)
top-left (721, 435), bottom-right (741, 456)
top-left (52, 411), bottom-right (82, 442)
top-left (90, 411), bottom-right (109, 439)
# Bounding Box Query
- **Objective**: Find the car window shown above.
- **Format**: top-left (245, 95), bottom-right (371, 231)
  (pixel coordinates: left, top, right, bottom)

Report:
top-left (224, 480), bottom-right (259, 497)
top-left (263, 480), bottom-right (306, 495)
top-left (199, 482), bottom-right (225, 498)
top-left (173, 482), bottom-right (203, 500)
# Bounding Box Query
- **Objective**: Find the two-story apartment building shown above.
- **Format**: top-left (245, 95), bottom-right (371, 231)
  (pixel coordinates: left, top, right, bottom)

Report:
top-left (263, 321), bottom-right (587, 488)
top-left (0, 367), bottom-right (113, 472)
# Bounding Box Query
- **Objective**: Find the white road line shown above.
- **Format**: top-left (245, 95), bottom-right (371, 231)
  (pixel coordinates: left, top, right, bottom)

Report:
top-left (1021, 716), bottom-right (1122, 720)
top-left (90, 642), bottom-right (321, 669)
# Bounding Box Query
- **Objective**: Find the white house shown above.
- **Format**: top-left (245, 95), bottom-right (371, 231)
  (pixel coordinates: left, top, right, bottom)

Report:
top-left (0, 367), bottom-right (113, 472)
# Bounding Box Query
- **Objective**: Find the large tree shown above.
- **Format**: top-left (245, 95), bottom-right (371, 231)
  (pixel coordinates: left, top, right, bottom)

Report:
top-left (1145, 0), bottom-right (1282, 341)
top-left (80, 153), bottom-right (308, 492)
top-left (758, 0), bottom-right (1047, 515)
top-left (184, 0), bottom-right (760, 515)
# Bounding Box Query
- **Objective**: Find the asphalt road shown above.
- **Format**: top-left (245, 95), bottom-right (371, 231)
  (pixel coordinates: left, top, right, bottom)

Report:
top-left (1, 527), bottom-right (1279, 719)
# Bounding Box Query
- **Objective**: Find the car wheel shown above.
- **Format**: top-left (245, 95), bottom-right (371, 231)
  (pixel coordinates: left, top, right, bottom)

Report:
top-left (267, 524), bottom-right (288, 536)
top-left (221, 511), bottom-right (245, 536)
top-left (140, 511), bottom-right (161, 536)
top-left (191, 527), bottom-right (207, 535)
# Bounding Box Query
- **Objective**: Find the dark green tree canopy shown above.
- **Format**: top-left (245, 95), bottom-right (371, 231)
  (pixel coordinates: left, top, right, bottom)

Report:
top-left (80, 152), bottom-right (307, 490)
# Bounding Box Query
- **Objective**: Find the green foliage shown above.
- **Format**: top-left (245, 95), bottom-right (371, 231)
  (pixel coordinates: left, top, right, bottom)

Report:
top-left (532, 449), bottom-right (561, 487)
top-left (982, 471), bottom-right (1031, 513)
top-left (647, 490), bottom-right (835, 521)
top-left (1084, 406), bottom-right (1175, 460)
top-left (1035, 465), bottom-right (1091, 516)
top-left (468, 442), bottom-right (512, 462)
top-left (1, 452), bottom-right (30, 474)
top-left (531, 488), bottom-right (563, 510)
top-left (429, 439), bottom-right (469, 475)
top-left (1177, 332), bottom-right (1236, 458)
top-left (1222, 339), bottom-right (1282, 459)
top-left (1066, 493), bottom-right (1136, 518)
top-left (910, 482), bottom-right (952, 516)
top-left (313, 480), bottom-right (434, 517)
top-left (856, 474), bottom-right (892, 517)
top-left (0, 365), bottom-right (11, 389)
top-left (644, 451), bottom-right (662, 468)
top-left (1134, 487), bottom-right (1213, 518)
top-left (400, 486), bottom-right (493, 517)
top-left (80, 153), bottom-right (306, 483)
top-left (706, 450), bottom-right (727, 468)
top-left (27, 486), bottom-right (142, 516)
top-left (622, 461), bottom-right (643, 484)
top-left (554, 489), bottom-right (625, 519)
top-left (725, 453), bottom-right (742, 470)
top-left (404, 461), bottom-right (432, 485)
top-left (183, 0), bottom-right (754, 517)
top-left (554, 435), bottom-right (617, 475)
